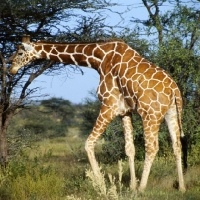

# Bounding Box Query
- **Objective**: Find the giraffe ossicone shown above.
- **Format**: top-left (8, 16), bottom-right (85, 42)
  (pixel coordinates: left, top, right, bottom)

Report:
top-left (10, 35), bottom-right (187, 192)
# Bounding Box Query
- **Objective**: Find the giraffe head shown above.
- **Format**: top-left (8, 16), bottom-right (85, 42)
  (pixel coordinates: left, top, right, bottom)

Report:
top-left (10, 35), bottom-right (40, 75)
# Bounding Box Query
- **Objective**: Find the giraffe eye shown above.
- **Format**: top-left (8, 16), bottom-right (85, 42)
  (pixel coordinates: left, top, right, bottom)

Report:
top-left (18, 52), bottom-right (23, 56)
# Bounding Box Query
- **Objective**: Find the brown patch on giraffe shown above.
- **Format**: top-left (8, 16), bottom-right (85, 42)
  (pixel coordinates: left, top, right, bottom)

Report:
top-left (115, 42), bottom-right (127, 53)
top-left (126, 80), bottom-right (134, 95)
top-left (88, 57), bottom-right (101, 69)
top-left (54, 45), bottom-right (67, 53)
top-left (100, 43), bottom-right (116, 52)
top-left (144, 89), bottom-right (158, 101)
top-left (137, 63), bottom-right (150, 73)
top-left (133, 56), bottom-right (143, 63)
top-left (102, 92), bottom-right (110, 98)
top-left (122, 49), bottom-right (135, 62)
top-left (118, 63), bottom-right (128, 77)
top-left (59, 54), bottom-right (71, 62)
top-left (163, 76), bottom-right (172, 85)
top-left (50, 49), bottom-right (57, 55)
top-left (124, 68), bottom-right (137, 79)
top-left (148, 80), bottom-right (159, 88)
top-left (150, 101), bottom-right (161, 111)
top-left (153, 71), bottom-right (166, 80)
top-left (154, 82), bottom-right (164, 93)
top-left (83, 45), bottom-right (95, 55)
top-left (160, 105), bottom-right (169, 115)
top-left (113, 53), bottom-right (122, 64)
top-left (103, 53), bottom-right (115, 73)
top-left (131, 73), bottom-right (141, 82)
top-left (73, 45), bottom-right (84, 53)
top-left (104, 73), bottom-right (114, 87)
top-left (65, 45), bottom-right (76, 53)
top-left (140, 80), bottom-right (148, 89)
top-left (98, 82), bottom-right (106, 95)
top-left (163, 87), bottom-right (172, 96)
top-left (42, 45), bottom-right (52, 52)
top-left (144, 68), bottom-right (157, 79)
top-left (137, 101), bottom-right (149, 113)
top-left (35, 45), bottom-right (43, 51)
top-left (74, 54), bottom-right (88, 66)
top-left (128, 60), bottom-right (139, 69)
top-left (140, 94), bottom-right (151, 104)
top-left (94, 47), bottom-right (106, 60)
top-left (49, 54), bottom-right (60, 62)
top-left (158, 92), bottom-right (168, 102)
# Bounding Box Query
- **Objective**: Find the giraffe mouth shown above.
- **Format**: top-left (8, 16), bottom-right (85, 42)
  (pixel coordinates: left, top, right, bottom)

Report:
top-left (10, 65), bottom-right (19, 75)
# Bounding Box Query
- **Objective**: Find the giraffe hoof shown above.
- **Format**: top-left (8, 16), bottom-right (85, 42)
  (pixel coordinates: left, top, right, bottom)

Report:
top-left (137, 186), bottom-right (145, 193)
top-left (179, 187), bottom-right (186, 193)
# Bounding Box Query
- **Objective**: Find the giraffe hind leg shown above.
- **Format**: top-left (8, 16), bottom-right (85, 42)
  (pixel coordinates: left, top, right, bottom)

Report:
top-left (138, 117), bottom-right (160, 192)
top-left (121, 114), bottom-right (137, 191)
top-left (165, 105), bottom-right (186, 192)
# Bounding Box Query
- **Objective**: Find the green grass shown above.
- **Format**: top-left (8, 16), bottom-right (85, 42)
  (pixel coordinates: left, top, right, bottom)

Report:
top-left (0, 127), bottom-right (200, 199)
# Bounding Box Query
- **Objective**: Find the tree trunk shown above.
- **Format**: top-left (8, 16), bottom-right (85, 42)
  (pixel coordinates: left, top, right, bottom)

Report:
top-left (0, 116), bottom-right (7, 167)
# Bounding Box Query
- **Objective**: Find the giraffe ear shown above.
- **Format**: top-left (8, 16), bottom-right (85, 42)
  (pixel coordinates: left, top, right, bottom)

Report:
top-left (22, 35), bottom-right (30, 43)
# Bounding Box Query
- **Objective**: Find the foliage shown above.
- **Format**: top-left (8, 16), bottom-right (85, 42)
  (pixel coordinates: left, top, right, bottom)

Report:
top-left (41, 97), bottom-right (75, 125)
top-left (0, 149), bottom-right (65, 200)
top-left (79, 91), bottom-right (101, 136)
top-left (86, 160), bottom-right (124, 200)
top-left (102, 117), bottom-right (126, 163)
top-left (7, 127), bottom-right (38, 159)
top-left (8, 99), bottom-right (75, 139)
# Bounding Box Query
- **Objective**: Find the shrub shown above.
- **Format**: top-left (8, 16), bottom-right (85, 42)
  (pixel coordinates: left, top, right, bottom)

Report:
top-left (0, 150), bottom-right (65, 200)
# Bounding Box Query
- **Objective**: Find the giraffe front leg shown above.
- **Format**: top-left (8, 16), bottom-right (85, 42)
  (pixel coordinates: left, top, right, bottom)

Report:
top-left (138, 119), bottom-right (160, 192)
top-left (121, 113), bottom-right (137, 191)
top-left (85, 105), bottom-right (115, 178)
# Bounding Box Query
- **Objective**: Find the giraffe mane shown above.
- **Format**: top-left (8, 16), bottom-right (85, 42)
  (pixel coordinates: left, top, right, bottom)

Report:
top-left (35, 38), bottom-right (125, 45)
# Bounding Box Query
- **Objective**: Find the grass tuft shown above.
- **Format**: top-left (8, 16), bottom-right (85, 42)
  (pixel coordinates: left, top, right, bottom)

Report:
top-left (86, 160), bottom-right (128, 200)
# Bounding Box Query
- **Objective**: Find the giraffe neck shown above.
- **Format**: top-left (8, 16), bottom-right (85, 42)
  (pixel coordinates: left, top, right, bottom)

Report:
top-left (32, 40), bottom-right (126, 72)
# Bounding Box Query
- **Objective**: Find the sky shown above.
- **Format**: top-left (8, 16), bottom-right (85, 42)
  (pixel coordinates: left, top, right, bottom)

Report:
top-left (28, 0), bottom-right (151, 104)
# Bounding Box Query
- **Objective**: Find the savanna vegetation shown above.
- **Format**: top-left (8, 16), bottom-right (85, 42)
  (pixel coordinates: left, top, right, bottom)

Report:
top-left (0, 96), bottom-right (199, 199)
top-left (0, 0), bottom-right (200, 199)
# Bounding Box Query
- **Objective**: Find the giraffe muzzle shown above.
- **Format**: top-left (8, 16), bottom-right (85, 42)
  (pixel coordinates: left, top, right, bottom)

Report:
top-left (10, 65), bottom-right (19, 75)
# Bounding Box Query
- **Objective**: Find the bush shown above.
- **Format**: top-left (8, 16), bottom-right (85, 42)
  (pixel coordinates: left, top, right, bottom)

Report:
top-left (0, 150), bottom-right (65, 200)
top-left (102, 117), bottom-right (126, 163)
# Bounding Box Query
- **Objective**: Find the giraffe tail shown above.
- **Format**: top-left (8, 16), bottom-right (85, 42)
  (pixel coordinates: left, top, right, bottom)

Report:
top-left (174, 90), bottom-right (188, 174)
top-left (180, 135), bottom-right (188, 174)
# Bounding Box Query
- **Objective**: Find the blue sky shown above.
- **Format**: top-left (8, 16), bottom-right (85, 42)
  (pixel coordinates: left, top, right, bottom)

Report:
top-left (29, 1), bottom-right (153, 104)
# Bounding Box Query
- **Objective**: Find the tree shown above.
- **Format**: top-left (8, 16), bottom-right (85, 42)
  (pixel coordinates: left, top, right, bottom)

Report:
top-left (79, 90), bottom-right (101, 136)
top-left (41, 97), bottom-right (75, 125)
top-left (0, 0), bottom-right (118, 165)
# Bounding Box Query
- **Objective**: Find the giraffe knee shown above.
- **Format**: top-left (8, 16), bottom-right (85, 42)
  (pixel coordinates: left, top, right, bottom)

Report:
top-left (145, 142), bottom-right (159, 159)
top-left (172, 141), bottom-right (182, 157)
top-left (125, 143), bottom-right (135, 157)
top-left (85, 138), bottom-right (94, 153)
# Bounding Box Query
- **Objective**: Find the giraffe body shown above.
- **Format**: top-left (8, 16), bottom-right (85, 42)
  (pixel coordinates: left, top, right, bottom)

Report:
top-left (10, 36), bottom-right (186, 192)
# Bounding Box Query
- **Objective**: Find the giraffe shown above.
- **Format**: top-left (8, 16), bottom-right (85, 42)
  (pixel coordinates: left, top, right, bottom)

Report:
top-left (10, 35), bottom-right (187, 192)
